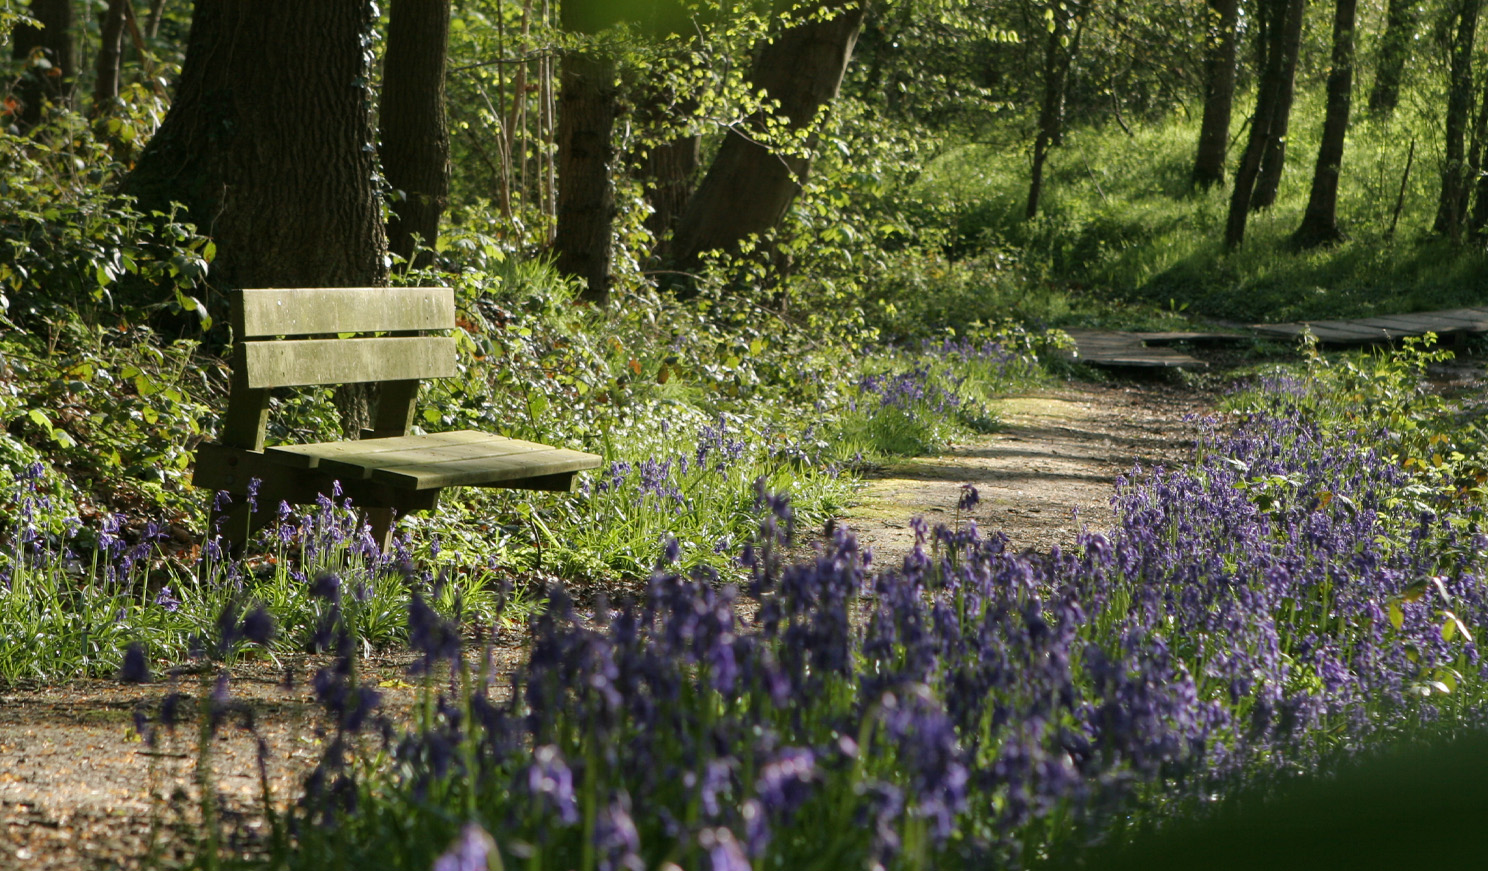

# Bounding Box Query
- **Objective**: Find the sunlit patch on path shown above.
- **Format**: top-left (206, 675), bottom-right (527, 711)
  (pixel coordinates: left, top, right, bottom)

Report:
top-left (843, 383), bottom-right (1207, 562)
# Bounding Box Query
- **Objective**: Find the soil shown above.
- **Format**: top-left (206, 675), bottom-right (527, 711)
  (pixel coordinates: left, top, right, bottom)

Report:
top-left (0, 377), bottom-right (1211, 870)
top-left (844, 380), bottom-right (1208, 566)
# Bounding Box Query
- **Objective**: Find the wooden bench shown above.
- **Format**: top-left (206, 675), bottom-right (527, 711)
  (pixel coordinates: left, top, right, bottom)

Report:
top-left (192, 286), bottom-right (601, 552)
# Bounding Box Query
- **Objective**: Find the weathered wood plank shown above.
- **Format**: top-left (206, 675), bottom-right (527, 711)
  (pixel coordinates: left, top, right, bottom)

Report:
top-left (305, 438), bottom-right (560, 481)
top-left (237, 336), bottom-right (456, 388)
top-left (371, 448), bottom-right (602, 490)
top-left (1063, 330), bottom-right (1206, 369)
top-left (234, 287), bottom-right (453, 337)
top-left (1132, 331), bottom-right (1250, 346)
top-left (265, 431), bottom-right (536, 467)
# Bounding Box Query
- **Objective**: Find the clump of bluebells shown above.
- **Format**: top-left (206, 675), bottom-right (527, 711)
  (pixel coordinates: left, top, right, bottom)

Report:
top-left (239, 370), bottom-right (1488, 871)
top-left (0, 473), bottom-right (496, 684)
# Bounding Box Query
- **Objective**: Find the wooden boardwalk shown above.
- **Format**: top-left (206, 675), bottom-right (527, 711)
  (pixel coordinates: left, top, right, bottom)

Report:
top-left (1250, 307), bottom-right (1488, 344)
top-left (1066, 306), bottom-right (1488, 369)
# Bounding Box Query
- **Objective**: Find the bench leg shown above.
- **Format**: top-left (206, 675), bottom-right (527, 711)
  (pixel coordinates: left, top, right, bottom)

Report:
top-left (208, 501), bottom-right (254, 560)
top-left (365, 506), bottom-right (396, 555)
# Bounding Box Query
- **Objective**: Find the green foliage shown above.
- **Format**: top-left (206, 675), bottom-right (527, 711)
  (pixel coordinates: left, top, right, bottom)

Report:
top-left (0, 104), bottom-right (213, 327)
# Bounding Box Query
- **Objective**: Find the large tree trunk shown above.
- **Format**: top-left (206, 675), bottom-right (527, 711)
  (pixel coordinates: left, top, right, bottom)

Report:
top-left (1225, 0), bottom-right (1300, 247)
top-left (670, 0), bottom-right (868, 269)
top-left (123, 0), bottom-right (388, 435)
top-left (379, 0), bottom-right (451, 269)
top-left (1293, 0), bottom-right (1356, 248)
top-left (1252, 0), bottom-right (1305, 210)
top-left (1026, 0), bottom-right (1076, 218)
top-left (553, 47), bottom-right (619, 303)
top-left (1436, 0), bottom-right (1481, 239)
top-left (92, 0), bottom-right (129, 115)
top-left (1368, 0), bottom-right (1415, 116)
top-left (9, 0), bottom-right (73, 128)
top-left (1192, 0), bottom-right (1239, 189)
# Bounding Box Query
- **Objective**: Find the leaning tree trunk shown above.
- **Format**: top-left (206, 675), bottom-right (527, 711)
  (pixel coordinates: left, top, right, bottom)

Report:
top-left (670, 0), bottom-right (869, 269)
top-left (123, 0), bottom-right (388, 435)
top-left (1252, 0), bottom-right (1306, 210)
top-left (1192, 0), bottom-right (1239, 189)
top-left (92, 0), bottom-right (129, 115)
top-left (380, 0), bottom-right (451, 269)
top-left (1293, 0), bottom-right (1357, 248)
top-left (1368, 0), bottom-right (1416, 116)
top-left (9, 0), bottom-right (73, 128)
top-left (1436, 0), bottom-right (1481, 239)
top-left (1225, 0), bottom-right (1298, 247)
top-left (1027, 0), bottom-right (1076, 218)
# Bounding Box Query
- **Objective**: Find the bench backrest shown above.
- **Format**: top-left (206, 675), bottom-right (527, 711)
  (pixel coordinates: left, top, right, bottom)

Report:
top-left (221, 287), bottom-right (456, 450)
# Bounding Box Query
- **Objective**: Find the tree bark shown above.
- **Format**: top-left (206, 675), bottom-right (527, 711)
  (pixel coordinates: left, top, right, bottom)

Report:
top-left (670, 0), bottom-right (869, 269)
top-left (1293, 0), bottom-right (1356, 248)
top-left (1470, 80), bottom-right (1488, 231)
top-left (1192, 0), bottom-right (1239, 189)
top-left (92, 0), bottom-right (130, 115)
top-left (380, 0), bottom-right (451, 269)
top-left (1252, 0), bottom-right (1305, 210)
top-left (1368, 0), bottom-right (1415, 116)
top-left (123, 0), bottom-right (388, 435)
top-left (9, 0), bottom-right (73, 128)
top-left (640, 132), bottom-right (700, 259)
top-left (1027, 0), bottom-right (1076, 219)
top-left (146, 0), bottom-right (168, 38)
top-left (1436, 0), bottom-right (1481, 239)
top-left (1225, 0), bottom-right (1299, 247)
top-left (553, 47), bottom-right (619, 303)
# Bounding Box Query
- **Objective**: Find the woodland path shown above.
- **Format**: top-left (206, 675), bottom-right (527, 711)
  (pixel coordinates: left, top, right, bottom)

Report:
top-left (0, 378), bottom-right (1210, 870)
top-left (840, 379), bottom-right (1209, 566)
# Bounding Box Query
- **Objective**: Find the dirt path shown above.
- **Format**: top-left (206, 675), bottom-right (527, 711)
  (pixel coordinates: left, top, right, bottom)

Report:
top-left (843, 381), bottom-right (1209, 565)
top-left (1, 380), bottom-right (1210, 870)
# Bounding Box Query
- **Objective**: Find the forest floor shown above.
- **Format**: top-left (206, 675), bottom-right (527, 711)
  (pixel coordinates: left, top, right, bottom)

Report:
top-left (0, 375), bottom-right (1211, 870)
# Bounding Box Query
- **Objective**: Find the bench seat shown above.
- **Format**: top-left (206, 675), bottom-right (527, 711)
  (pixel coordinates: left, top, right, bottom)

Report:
top-left (264, 430), bottom-right (600, 490)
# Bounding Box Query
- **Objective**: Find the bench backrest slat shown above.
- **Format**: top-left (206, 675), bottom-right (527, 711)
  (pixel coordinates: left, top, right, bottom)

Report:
top-left (233, 287), bottom-right (454, 338)
top-left (236, 336), bottom-right (457, 389)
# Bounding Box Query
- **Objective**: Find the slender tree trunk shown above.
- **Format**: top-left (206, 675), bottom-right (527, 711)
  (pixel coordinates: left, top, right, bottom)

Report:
top-left (640, 133), bottom-right (700, 259)
top-left (146, 0), bottom-right (168, 38)
top-left (671, 0), bottom-right (868, 269)
top-left (92, 0), bottom-right (130, 115)
top-left (1436, 0), bottom-right (1481, 239)
top-left (1470, 80), bottom-right (1488, 231)
top-left (380, 0), bottom-right (451, 269)
top-left (1225, 0), bottom-right (1296, 247)
top-left (9, 0), bottom-right (74, 128)
top-left (630, 49), bottom-right (703, 259)
top-left (1193, 0), bottom-right (1240, 188)
top-left (1027, 0), bottom-right (1074, 219)
top-left (1252, 0), bottom-right (1306, 210)
top-left (1293, 0), bottom-right (1356, 248)
top-left (1368, 0), bottom-right (1415, 115)
top-left (553, 47), bottom-right (618, 303)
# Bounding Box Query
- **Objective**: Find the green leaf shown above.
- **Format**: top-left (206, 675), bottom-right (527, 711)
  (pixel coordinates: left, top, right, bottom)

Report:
top-left (27, 408), bottom-right (52, 432)
top-left (1388, 602), bottom-right (1404, 631)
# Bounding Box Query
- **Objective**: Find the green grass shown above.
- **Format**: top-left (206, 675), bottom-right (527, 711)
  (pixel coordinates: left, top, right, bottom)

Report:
top-left (912, 86), bottom-right (1488, 326)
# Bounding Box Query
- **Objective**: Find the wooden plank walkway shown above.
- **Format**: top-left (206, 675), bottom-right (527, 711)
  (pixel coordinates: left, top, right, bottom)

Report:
top-left (1065, 306), bottom-right (1488, 369)
top-left (1064, 330), bottom-right (1210, 369)
top-left (1250, 307), bottom-right (1488, 345)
